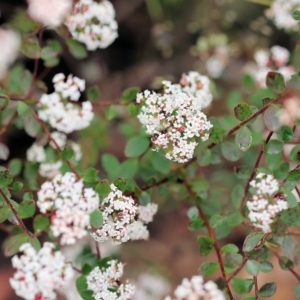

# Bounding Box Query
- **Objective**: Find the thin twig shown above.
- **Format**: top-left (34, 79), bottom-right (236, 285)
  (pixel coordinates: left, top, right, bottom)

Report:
top-left (0, 112), bottom-right (17, 136)
top-left (239, 131), bottom-right (273, 210)
top-left (272, 250), bottom-right (300, 281)
top-left (95, 241), bottom-right (101, 259)
top-left (254, 275), bottom-right (259, 299)
top-left (226, 256), bottom-right (249, 283)
top-left (184, 181), bottom-right (234, 300)
top-left (30, 109), bottom-right (81, 180)
top-left (0, 189), bottom-right (34, 238)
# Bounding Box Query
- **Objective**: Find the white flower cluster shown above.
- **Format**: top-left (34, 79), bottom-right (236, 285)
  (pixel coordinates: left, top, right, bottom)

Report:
top-left (245, 45), bottom-right (294, 87)
top-left (26, 131), bottom-right (82, 179)
top-left (65, 0), bottom-right (118, 50)
top-left (134, 272), bottom-right (170, 300)
top-left (37, 73), bottom-right (94, 133)
top-left (0, 28), bottom-right (20, 80)
top-left (86, 259), bottom-right (135, 300)
top-left (137, 72), bottom-right (213, 163)
top-left (90, 185), bottom-right (157, 244)
top-left (10, 242), bottom-right (73, 300)
top-left (37, 172), bottom-right (99, 245)
top-left (27, 0), bottom-right (72, 27)
top-left (179, 72), bottom-right (213, 109)
top-left (205, 45), bottom-right (230, 79)
top-left (247, 173), bottom-right (288, 233)
top-left (266, 0), bottom-right (300, 31)
top-left (165, 275), bottom-right (225, 300)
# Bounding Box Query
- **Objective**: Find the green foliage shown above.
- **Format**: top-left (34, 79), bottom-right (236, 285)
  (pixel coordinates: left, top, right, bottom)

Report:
top-left (121, 87), bottom-right (140, 103)
top-left (33, 215), bottom-right (50, 233)
top-left (83, 168), bottom-right (98, 183)
top-left (87, 86), bottom-right (100, 102)
top-left (199, 261), bottom-right (219, 276)
top-left (243, 232), bottom-right (265, 252)
top-left (3, 233), bottom-right (30, 256)
top-left (125, 136), bottom-right (150, 157)
top-left (221, 141), bottom-right (241, 161)
top-left (0, 169), bottom-right (13, 188)
top-left (8, 159), bottom-right (22, 176)
top-left (245, 259), bottom-right (260, 275)
top-left (276, 126), bottom-right (294, 142)
top-left (234, 103), bottom-right (252, 121)
top-left (266, 72), bottom-right (286, 94)
top-left (66, 38), bottom-right (87, 59)
top-left (235, 127), bottom-right (252, 152)
top-left (18, 200), bottom-right (36, 219)
top-left (198, 236), bottom-right (214, 256)
top-left (258, 282), bottom-right (277, 297)
top-left (95, 180), bottom-right (111, 197)
top-left (265, 139), bottom-right (283, 154)
top-left (294, 283), bottom-right (300, 299)
top-left (90, 209), bottom-right (103, 228)
top-left (232, 278), bottom-right (254, 294)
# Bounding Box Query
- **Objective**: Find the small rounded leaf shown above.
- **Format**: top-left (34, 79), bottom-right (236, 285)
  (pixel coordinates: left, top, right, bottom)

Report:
top-left (258, 282), bottom-right (276, 298)
top-left (125, 136), bottom-right (150, 158)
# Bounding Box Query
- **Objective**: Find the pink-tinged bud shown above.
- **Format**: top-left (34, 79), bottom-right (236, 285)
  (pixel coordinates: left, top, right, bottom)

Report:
top-left (180, 78), bottom-right (189, 87)
top-left (196, 82), bottom-right (203, 89)
top-left (178, 126), bottom-right (185, 132)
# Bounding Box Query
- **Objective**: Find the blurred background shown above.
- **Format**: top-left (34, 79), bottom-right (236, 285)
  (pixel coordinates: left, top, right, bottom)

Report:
top-left (0, 0), bottom-right (300, 299)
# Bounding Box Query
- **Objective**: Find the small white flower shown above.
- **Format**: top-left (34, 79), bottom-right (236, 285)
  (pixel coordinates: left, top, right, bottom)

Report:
top-left (165, 275), bottom-right (225, 300)
top-left (10, 242), bottom-right (73, 300)
top-left (37, 172), bottom-right (99, 245)
top-left (65, 0), bottom-right (118, 50)
top-left (27, 0), bottom-right (73, 27)
top-left (266, 0), bottom-right (300, 31)
top-left (0, 29), bottom-right (20, 80)
top-left (137, 72), bottom-right (213, 163)
top-left (87, 260), bottom-right (135, 300)
top-left (26, 143), bottom-right (46, 163)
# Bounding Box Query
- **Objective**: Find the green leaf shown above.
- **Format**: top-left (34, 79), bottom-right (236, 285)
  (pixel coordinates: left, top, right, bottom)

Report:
top-left (76, 275), bottom-right (88, 292)
top-left (223, 212), bottom-right (243, 227)
top-left (224, 253), bottom-right (243, 272)
top-left (87, 86), bottom-right (100, 102)
top-left (21, 37), bottom-right (40, 59)
top-left (199, 261), bottom-right (219, 276)
top-left (66, 38), bottom-right (87, 59)
top-left (258, 282), bottom-right (276, 298)
top-left (241, 297), bottom-right (256, 300)
top-left (280, 208), bottom-right (300, 226)
top-left (8, 159), bottom-right (22, 176)
top-left (151, 151), bottom-right (171, 174)
top-left (265, 139), bottom-right (283, 154)
top-left (3, 233), bottom-right (30, 256)
top-left (287, 169), bottom-right (300, 182)
top-left (210, 126), bottom-right (226, 144)
top-left (125, 136), bottom-right (150, 157)
top-left (232, 278), bottom-right (254, 294)
top-left (18, 200), bottom-right (35, 219)
top-left (279, 256), bottom-right (293, 270)
top-left (243, 232), bottom-right (265, 252)
top-left (260, 260), bottom-right (273, 273)
top-left (83, 168), bottom-right (98, 183)
top-left (0, 169), bottom-right (13, 188)
top-left (221, 244), bottom-right (239, 254)
top-left (101, 154), bottom-right (120, 179)
top-left (276, 126), bottom-right (294, 142)
top-left (286, 190), bottom-right (298, 208)
top-left (234, 166), bottom-right (251, 179)
top-left (33, 215), bottom-right (50, 233)
top-left (127, 103), bottom-right (138, 117)
top-left (266, 71), bottom-right (286, 94)
top-left (235, 127), bottom-right (252, 152)
top-left (294, 282), bottom-right (300, 299)
top-left (17, 102), bottom-right (30, 116)
top-left (245, 259), bottom-right (260, 276)
top-left (95, 180), bottom-right (111, 197)
top-left (81, 264), bottom-right (93, 275)
top-left (289, 145), bottom-right (300, 162)
top-left (121, 87), bottom-right (140, 103)
top-left (197, 149), bottom-right (212, 167)
top-left (0, 206), bottom-right (11, 223)
top-left (114, 178), bottom-right (127, 192)
top-left (198, 236), bottom-right (214, 256)
top-left (210, 214), bottom-right (223, 228)
top-left (231, 184), bottom-right (244, 209)
top-left (221, 142), bottom-right (241, 162)
top-left (118, 158), bottom-right (139, 179)
top-left (90, 209), bottom-right (103, 228)
top-left (234, 103), bottom-right (252, 121)
top-left (293, 10), bottom-right (300, 20)
top-left (264, 105), bottom-right (281, 132)
top-left (61, 147), bottom-right (75, 160)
